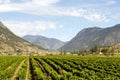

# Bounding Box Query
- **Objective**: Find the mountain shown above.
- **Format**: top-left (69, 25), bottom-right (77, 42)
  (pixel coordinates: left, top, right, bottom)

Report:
top-left (59, 24), bottom-right (120, 51)
top-left (0, 21), bottom-right (45, 55)
top-left (23, 35), bottom-right (66, 50)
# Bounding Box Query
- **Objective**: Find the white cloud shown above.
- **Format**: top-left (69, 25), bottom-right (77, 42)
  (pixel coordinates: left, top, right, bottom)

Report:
top-left (31, 0), bottom-right (59, 6)
top-left (84, 13), bottom-right (108, 22)
top-left (54, 8), bottom-right (107, 22)
top-left (0, 0), bottom-right (113, 22)
top-left (55, 8), bottom-right (86, 17)
top-left (0, 0), bottom-right (10, 4)
top-left (0, 4), bottom-right (21, 12)
top-left (34, 21), bottom-right (58, 31)
top-left (110, 13), bottom-right (120, 20)
top-left (106, 0), bottom-right (116, 5)
top-left (2, 21), bottom-right (63, 36)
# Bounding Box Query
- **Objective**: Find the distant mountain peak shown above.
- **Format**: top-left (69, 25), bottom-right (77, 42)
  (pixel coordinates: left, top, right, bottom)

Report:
top-left (23, 35), bottom-right (66, 50)
top-left (82, 27), bottom-right (102, 31)
top-left (77, 27), bottom-right (102, 36)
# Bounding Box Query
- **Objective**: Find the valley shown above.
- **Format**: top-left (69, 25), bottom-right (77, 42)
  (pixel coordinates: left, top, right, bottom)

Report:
top-left (1, 0), bottom-right (120, 79)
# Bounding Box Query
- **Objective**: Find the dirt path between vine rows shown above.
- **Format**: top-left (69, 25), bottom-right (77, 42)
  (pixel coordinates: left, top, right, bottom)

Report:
top-left (35, 58), bottom-right (49, 79)
top-left (25, 59), bottom-right (29, 80)
top-left (10, 59), bottom-right (25, 80)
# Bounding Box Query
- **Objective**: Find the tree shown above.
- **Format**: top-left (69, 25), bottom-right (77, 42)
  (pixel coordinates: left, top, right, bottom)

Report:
top-left (101, 48), bottom-right (114, 56)
top-left (101, 48), bottom-right (109, 55)
top-left (79, 49), bottom-right (87, 56)
top-left (90, 45), bottom-right (100, 54)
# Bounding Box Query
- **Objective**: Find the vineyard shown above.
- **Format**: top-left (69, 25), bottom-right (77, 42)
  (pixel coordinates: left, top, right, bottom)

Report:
top-left (0, 56), bottom-right (120, 80)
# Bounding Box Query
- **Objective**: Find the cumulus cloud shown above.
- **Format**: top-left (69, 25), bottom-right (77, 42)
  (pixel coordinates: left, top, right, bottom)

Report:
top-left (106, 0), bottom-right (116, 5)
top-left (54, 8), bottom-right (108, 22)
top-left (55, 8), bottom-right (86, 17)
top-left (31, 0), bottom-right (59, 6)
top-left (0, 0), bottom-right (10, 4)
top-left (84, 13), bottom-right (108, 22)
top-left (0, 0), bottom-right (116, 22)
top-left (3, 21), bottom-right (63, 36)
top-left (0, 4), bottom-right (21, 12)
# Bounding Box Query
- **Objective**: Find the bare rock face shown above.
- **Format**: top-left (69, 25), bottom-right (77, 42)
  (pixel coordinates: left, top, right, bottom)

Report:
top-left (0, 21), bottom-right (45, 55)
top-left (59, 24), bottom-right (120, 51)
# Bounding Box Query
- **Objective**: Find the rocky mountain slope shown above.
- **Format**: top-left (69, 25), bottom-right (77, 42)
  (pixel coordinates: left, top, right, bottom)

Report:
top-left (0, 21), bottom-right (45, 55)
top-left (23, 35), bottom-right (66, 50)
top-left (59, 24), bottom-right (120, 51)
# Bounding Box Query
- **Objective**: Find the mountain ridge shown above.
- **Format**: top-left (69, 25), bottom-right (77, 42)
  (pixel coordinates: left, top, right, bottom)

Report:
top-left (23, 35), bottom-right (66, 50)
top-left (0, 21), bottom-right (45, 55)
top-left (59, 24), bottom-right (120, 51)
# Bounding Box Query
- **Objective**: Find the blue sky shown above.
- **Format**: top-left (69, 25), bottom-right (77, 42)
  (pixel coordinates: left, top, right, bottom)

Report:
top-left (0, 0), bottom-right (120, 41)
